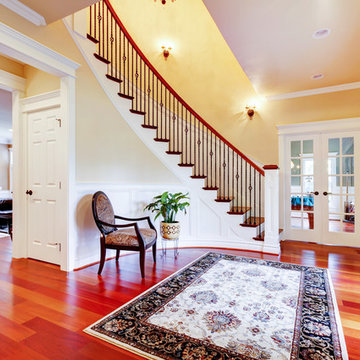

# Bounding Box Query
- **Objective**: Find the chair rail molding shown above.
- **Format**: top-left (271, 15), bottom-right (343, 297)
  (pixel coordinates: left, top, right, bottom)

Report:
top-left (0, 22), bottom-right (80, 78)
top-left (0, 0), bottom-right (46, 26)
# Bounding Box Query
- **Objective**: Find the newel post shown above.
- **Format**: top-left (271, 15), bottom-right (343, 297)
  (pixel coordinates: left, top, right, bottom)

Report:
top-left (263, 165), bottom-right (280, 254)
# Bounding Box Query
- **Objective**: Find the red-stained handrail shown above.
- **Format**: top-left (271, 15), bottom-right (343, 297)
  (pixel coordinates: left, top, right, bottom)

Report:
top-left (103, 0), bottom-right (264, 177)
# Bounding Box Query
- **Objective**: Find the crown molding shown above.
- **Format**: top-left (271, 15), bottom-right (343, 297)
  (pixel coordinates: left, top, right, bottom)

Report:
top-left (0, 69), bottom-right (26, 91)
top-left (0, 22), bottom-right (80, 77)
top-left (267, 81), bottom-right (360, 101)
top-left (277, 117), bottom-right (360, 135)
top-left (0, 0), bottom-right (46, 26)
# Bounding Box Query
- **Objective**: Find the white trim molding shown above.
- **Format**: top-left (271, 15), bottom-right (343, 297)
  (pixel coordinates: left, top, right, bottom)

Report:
top-left (277, 117), bottom-right (360, 136)
top-left (0, 0), bottom-right (46, 26)
top-left (0, 22), bottom-right (80, 77)
top-left (0, 69), bottom-right (25, 92)
top-left (21, 90), bottom-right (61, 112)
top-left (267, 81), bottom-right (360, 101)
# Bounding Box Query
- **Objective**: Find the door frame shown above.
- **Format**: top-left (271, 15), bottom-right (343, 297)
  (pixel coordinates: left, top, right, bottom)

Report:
top-left (0, 22), bottom-right (80, 271)
top-left (278, 118), bottom-right (360, 245)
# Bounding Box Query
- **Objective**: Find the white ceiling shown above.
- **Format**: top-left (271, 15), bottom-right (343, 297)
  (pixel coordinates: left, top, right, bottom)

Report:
top-left (203, 0), bottom-right (360, 97)
top-left (0, 89), bottom-right (12, 144)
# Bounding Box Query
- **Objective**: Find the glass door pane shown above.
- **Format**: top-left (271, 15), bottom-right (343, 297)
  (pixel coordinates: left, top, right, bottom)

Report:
top-left (290, 139), bottom-right (315, 230)
top-left (327, 137), bottom-right (355, 233)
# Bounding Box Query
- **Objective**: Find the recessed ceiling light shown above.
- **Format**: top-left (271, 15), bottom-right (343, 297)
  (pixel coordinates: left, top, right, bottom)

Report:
top-left (311, 74), bottom-right (324, 80)
top-left (8, 129), bottom-right (13, 132)
top-left (312, 28), bottom-right (331, 39)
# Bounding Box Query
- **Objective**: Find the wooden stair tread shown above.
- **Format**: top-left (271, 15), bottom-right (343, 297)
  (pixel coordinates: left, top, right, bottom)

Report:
top-left (178, 163), bottom-right (194, 167)
top-left (94, 53), bottom-right (110, 64)
top-left (118, 93), bottom-right (134, 100)
top-left (154, 138), bottom-right (169, 143)
top-left (166, 151), bottom-right (182, 155)
top-left (227, 207), bottom-right (251, 215)
top-left (191, 175), bottom-right (207, 179)
top-left (215, 197), bottom-right (234, 203)
top-left (87, 34), bottom-right (99, 43)
top-left (203, 186), bottom-right (218, 190)
top-left (106, 74), bottom-right (122, 83)
top-left (142, 124), bottom-right (157, 129)
top-left (130, 109), bottom-right (146, 115)
top-left (241, 217), bottom-right (265, 227)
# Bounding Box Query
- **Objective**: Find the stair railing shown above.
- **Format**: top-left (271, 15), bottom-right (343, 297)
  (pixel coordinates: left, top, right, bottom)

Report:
top-left (87, 0), bottom-right (265, 235)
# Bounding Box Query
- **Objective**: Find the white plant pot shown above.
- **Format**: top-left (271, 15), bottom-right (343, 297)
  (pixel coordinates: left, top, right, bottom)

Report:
top-left (160, 221), bottom-right (180, 240)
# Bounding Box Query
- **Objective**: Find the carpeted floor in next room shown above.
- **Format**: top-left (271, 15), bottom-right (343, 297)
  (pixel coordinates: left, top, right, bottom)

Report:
top-left (0, 236), bottom-right (359, 359)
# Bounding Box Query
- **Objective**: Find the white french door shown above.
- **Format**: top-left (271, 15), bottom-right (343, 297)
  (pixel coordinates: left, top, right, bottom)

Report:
top-left (285, 132), bottom-right (359, 246)
top-left (26, 106), bottom-right (62, 265)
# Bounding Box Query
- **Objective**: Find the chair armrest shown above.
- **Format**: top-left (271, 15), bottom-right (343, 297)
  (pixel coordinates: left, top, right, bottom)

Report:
top-left (114, 215), bottom-right (156, 231)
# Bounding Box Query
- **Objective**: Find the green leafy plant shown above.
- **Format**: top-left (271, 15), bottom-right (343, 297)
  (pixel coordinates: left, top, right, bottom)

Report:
top-left (144, 191), bottom-right (190, 223)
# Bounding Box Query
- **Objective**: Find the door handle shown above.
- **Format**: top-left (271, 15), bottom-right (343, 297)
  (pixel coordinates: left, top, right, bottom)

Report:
top-left (323, 191), bottom-right (332, 196)
top-left (310, 191), bottom-right (319, 196)
top-left (26, 190), bottom-right (33, 196)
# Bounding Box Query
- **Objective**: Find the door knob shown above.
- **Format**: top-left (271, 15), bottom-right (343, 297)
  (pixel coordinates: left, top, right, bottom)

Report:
top-left (310, 191), bottom-right (319, 196)
top-left (323, 191), bottom-right (332, 196)
top-left (26, 190), bottom-right (33, 196)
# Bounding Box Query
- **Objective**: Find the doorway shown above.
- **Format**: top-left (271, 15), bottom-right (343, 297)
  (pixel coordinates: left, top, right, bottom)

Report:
top-left (283, 131), bottom-right (359, 247)
top-left (0, 88), bottom-right (13, 239)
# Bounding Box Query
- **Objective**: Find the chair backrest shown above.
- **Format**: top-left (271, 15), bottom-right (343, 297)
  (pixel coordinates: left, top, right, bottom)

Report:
top-left (92, 191), bottom-right (115, 234)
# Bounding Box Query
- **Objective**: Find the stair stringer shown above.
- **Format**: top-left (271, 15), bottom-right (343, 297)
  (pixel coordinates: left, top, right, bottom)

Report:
top-left (64, 13), bottom-right (269, 253)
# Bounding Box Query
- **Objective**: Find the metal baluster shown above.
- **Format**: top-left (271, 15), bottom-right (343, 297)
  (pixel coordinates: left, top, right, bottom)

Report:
top-left (245, 162), bottom-right (247, 217)
top-left (259, 172), bottom-right (262, 238)
top-left (177, 100), bottom-right (179, 153)
top-left (241, 157), bottom-right (243, 213)
top-left (253, 167), bottom-right (256, 226)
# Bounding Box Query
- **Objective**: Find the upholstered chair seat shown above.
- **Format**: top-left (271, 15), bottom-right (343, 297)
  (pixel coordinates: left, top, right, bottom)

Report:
top-left (92, 191), bottom-right (157, 278)
top-left (106, 228), bottom-right (156, 247)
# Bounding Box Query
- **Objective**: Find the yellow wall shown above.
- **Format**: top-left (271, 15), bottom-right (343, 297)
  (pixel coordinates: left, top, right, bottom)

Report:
top-left (24, 66), bottom-right (60, 97)
top-left (0, 4), bottom-right (179, 184)
top-left (0, 55), bottom-right (24, 77)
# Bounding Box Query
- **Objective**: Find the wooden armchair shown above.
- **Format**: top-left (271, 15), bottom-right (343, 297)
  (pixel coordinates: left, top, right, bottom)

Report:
top-left (92, 191), bottom-right (157, 277)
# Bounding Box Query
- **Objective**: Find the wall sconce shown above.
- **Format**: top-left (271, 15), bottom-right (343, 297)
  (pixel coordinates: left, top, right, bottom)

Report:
top-left (154, 0), bottom-right (176, 5)
top-left (161, 46), bottom-right (172, 60)
top-left (245, 105), bottom-right (256, 119)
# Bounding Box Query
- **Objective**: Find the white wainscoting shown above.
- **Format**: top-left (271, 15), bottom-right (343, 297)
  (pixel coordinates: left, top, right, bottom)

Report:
top-left (74, 182), bottom-right (265, 269)
top-left (75, 183), bottom-right (228, 269)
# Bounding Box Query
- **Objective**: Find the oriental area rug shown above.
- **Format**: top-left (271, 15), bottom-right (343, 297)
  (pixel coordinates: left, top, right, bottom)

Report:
top-left (84, 252), bottom-right (348, 360)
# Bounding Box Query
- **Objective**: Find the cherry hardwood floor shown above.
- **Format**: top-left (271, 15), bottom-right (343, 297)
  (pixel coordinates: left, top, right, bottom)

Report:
top-left (0, 235), bottom-right (359, 359)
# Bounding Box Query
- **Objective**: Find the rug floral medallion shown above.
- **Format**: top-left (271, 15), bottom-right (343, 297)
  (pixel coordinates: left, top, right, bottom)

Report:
top-left (85, 253), bottom-right (347, 360)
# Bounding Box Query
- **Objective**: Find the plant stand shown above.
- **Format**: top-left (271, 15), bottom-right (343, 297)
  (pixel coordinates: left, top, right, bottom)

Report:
top-left (161, 236), bottom-right (179, 259)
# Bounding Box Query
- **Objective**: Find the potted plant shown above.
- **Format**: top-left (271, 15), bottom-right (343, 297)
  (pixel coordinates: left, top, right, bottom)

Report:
top-left (144, 191), bottom-right (190, 240)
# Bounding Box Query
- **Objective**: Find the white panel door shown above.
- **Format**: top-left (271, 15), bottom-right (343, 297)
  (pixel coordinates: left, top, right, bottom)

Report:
top-left (285, 135), bottom-right (322, 242)
top-left (321, 133), bottom-right (359, 246)
top-left (27, 107), bottom-right (62, 265)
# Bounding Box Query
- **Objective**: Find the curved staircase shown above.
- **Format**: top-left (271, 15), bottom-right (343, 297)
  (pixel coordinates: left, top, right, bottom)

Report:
top-left (65, 0), bottom-right (281, 254)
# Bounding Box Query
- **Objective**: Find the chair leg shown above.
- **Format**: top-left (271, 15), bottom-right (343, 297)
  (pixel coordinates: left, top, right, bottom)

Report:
top-left (98, 243), bottom-right (106, 275)
top-left (139, 249), bottom-right (145, 278)
top-left (116, 249), bottom-right (120, 261)
top-left (152, 243), bottom-right (157, 263)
